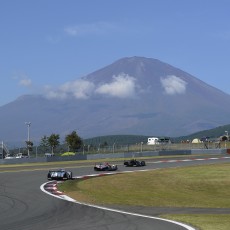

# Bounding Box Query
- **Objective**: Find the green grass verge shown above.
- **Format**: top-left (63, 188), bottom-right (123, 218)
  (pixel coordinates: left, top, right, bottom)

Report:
top-left (161, 214), bottom-right (230, 230)
top-left (58, 163), bottom-right (230, 230)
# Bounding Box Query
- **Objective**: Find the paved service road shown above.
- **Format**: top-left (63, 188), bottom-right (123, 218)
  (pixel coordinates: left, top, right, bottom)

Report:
top-left (0, 155), bottom-right (229, 230)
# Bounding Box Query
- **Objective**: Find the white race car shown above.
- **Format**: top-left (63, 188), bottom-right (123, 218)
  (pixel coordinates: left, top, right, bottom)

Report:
top-left (94, 162), bottom-right (118, 171)
top-left (47, 169), bottom-right (72, 180)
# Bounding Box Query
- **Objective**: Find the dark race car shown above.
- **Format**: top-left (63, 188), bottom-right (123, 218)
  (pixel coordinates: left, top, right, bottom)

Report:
top-left (124, 159), bottom-right (146, 167)
top-left (47, 169), bottom-right (73, 180)
top-left (94, 162), bottom-right (118, 171)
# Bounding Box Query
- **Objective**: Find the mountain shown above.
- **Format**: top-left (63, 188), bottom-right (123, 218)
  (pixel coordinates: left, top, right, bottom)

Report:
top-left (1, 56), bottom-right (230, 145)
top-left (176, 124), bottom-right (230, 142)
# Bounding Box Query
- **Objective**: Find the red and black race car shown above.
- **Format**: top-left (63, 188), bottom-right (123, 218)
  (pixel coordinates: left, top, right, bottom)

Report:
top-left (94, 162), bottom-right (118, 171)
top-left (124, 159), bottom-right (146, 167)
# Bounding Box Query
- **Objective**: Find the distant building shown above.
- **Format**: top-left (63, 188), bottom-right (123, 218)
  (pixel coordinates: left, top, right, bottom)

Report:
top-left (158, 137), bottom-right (172, 144)
top-left (147, 137), bottom-right (159, 145)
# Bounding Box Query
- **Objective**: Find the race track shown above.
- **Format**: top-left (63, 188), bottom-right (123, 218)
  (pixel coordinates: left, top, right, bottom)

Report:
top-left (0, 155), bottom-right (229, 230)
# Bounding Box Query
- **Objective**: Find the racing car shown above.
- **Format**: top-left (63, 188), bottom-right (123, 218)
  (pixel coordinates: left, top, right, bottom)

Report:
top-left (124, 159), bottom-right (146, 167)
top-left (94, 162), bottom-right (118, 171)
top-left (47, 169), bottom-right (73, 180)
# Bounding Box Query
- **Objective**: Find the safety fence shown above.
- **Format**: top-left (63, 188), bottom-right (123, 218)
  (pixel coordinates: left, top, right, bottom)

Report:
top-left (0, 141), bottom-right (9, 159)
top-left (0, 148), bottom-right (227, 165)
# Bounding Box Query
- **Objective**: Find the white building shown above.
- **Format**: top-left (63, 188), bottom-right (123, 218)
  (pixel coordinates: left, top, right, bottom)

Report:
top-left (147, 137), bottom-right (159, 145)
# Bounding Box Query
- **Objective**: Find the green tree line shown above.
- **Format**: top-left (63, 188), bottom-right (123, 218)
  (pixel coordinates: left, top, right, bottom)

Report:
top-left (39, 131), bottom-right (82, 154)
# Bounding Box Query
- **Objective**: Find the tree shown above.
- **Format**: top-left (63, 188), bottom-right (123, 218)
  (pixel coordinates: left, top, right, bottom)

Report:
top-left (65, 131), bottom-right (82, 152)
top-left (48, 134), bottom-right (60, 154)
top-left (101, 141), bottom-right (108, 147)
top-left (221, 135), bottom-right (228, 141)
top-left (25, 140), bottom-right (33, 152)
top-left (40, 135), bottom-right (50, 153)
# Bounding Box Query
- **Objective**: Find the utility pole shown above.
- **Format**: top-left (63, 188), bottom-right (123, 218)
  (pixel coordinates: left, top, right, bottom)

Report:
top-left (25, 122), bottom-right (31, 157)
top-left (1, 141), bottom-right (3, 159)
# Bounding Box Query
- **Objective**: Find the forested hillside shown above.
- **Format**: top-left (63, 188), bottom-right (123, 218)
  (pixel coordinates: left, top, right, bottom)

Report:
top-left (84, 124), bottom-right (230, 145)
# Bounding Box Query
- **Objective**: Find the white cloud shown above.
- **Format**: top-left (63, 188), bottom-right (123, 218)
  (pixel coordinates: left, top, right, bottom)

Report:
top-left (64, 22), bottom-right (116, 37)
top-left (45, 79), bottom-right (95, 100)
top-left (13, 73), bottom-right (32, 87)
top-left (44, 73), bottom-right (138, 100)
top-left (19, 78), bottom-right (32, 87)
top-left (44, 85), bottom-right (68, 100)
top-left (160, 75), bottom-right (187, 95)
top-left (61, 80), bottom-right (95, 99)
top-left (95, 74), bottom-right (137, 98)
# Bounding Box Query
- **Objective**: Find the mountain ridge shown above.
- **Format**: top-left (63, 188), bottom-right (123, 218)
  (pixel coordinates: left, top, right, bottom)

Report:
top-left (1, 56), bottom-right (230, 144)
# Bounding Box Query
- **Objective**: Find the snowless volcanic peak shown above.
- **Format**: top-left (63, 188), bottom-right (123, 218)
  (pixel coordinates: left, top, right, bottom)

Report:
top-left (1, 56), bottom-right (230, 142)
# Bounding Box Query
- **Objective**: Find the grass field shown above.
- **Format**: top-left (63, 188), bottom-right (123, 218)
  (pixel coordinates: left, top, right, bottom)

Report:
top-left (58, 163), bottom-right (230, 230)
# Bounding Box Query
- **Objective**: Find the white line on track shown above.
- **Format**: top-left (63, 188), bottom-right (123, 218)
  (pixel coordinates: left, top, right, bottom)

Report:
top-left (40, 171), bottom-right (196, 230)
top-left (40, 156), bottom-right (230, 230)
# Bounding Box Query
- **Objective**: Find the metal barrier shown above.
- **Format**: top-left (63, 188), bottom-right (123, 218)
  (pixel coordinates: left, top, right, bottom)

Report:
top-left (0, 148), bottom-right (227, 165)
top-left (0, 141), bottom-right (10, 159)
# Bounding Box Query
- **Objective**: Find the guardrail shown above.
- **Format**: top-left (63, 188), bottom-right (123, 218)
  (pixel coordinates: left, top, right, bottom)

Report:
top-left (0, 148), bottom-right (227, 165)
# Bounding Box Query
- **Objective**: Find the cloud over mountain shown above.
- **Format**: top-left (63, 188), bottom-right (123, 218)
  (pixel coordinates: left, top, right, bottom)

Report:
top-left (45, 79), bottom-right (95, 100)
top-left (45, 73), bottom-right (138, 99)
top-left (160, 75), bottom-right (187, 95)
top-left (1, 56), bottom-right (230, 143)
top-left (95, 74), bottom-right (137, 98)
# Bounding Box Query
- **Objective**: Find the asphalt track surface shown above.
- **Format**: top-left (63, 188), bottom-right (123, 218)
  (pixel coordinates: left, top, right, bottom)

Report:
top-left (0, 154), bottom-right (230, 230)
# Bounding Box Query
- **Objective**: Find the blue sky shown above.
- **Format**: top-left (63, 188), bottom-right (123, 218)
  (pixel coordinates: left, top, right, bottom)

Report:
top-left (1, 0), bottom-right (230, 106)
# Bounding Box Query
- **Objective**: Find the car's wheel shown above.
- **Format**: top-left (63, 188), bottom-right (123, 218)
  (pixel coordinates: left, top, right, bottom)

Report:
top-left (63, 173), bottom-right (68, 180)
top-left (141, 161), bottom-right (146, 166)
top-left (47, 173), bottom-right (51, 180)
top-left (69, 172), bottom-right (73, 179)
